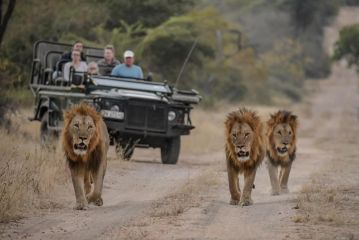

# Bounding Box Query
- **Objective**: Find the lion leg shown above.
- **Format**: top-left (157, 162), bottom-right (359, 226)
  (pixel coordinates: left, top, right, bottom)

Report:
top-left (266, 160), bottom-right (280, 195)
top-left (87, 157), bottom-right (107, 206)
top-left (279, 163), bottom-right (292, 193)
top-left (84, 171), bottom-right (92, 195)
top-left (227, 163), bottom-right (241, 205)
top-left (70, 165), bottom-right (88, 210)
top-left (240, 169), bottom-right (256, 206)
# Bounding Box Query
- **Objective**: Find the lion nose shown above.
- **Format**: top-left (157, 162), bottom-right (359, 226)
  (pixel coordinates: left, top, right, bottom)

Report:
top-left (79, 136), bottom-right (87, 141)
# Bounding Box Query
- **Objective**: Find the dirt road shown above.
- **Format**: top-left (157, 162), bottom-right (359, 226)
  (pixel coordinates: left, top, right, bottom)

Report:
top-left (1, 7), bottom-right (359, 240)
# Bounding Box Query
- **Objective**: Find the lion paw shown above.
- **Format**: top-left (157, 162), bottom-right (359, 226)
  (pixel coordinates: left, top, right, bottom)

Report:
top-left (87, 194), bottom-right (103, 206)
top-left (94, 197), bottom-right (103, 206)
top-left (270, 189), bottom-right (280, 196)
top-left (74, 201), bottom-right (88, 210)
top-left (239, 197), bottom-right (253, 207)
top-left (229, 199), bottom-right (240, 205)
top-left (281, 187), bottom-right (289, 194)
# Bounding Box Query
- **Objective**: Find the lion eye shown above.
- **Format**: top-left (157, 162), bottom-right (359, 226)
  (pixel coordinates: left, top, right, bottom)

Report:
top-left (277, 131), bottom-right (282, 135)
top-left (245, 133), bottom-right (250, 138)
top-left (288, 131), bottom-right (292, 135)
top-left (74, 123), bottom-right (79, 128)
top-left (88, 125), bottom-right (93, 130)
top-left (232, 133), bottom-right (237, 139)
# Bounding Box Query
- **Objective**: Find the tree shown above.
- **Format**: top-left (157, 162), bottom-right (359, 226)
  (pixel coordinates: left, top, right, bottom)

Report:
top-left (104, 0), bottom-right (195, 29)
top-left (0, 0), bottom-right (16, 47)
top-left (333, 24), bottom-right (359, 68)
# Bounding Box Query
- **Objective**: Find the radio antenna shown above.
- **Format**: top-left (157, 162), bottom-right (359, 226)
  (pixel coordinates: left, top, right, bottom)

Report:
top-left (174, 39), bottom-right (198, 88)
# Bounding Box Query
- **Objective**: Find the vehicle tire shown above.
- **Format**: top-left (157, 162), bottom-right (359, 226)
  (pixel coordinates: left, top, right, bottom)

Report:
top-left (40, 112), bottom-right (58, 145)
top-left (161, 137), bottom-right (181, 165)
top-left (115, 142), bottom-right (135, 161)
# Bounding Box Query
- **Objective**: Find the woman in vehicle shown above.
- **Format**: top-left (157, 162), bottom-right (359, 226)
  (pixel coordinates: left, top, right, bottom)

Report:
top-left (63, 49), bottom-right (88, 83)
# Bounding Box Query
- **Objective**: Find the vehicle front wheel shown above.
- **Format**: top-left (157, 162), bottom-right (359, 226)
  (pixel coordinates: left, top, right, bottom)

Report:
top-left (161, 137), bottom-right (181, 165)
top-left (115, 142), bottom-right (135, 161)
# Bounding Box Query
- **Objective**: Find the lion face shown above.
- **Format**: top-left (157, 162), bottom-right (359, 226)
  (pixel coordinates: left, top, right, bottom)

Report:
top-left (272, 123), bottom-right (294, 157)
top-left (69, 114), bottom-right (96, 156)
top-left (230, 122), bottom-right (255, 162)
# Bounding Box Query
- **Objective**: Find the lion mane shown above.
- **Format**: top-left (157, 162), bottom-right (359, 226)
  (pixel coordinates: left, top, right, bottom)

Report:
top-left (225, 108), bottom-right (265, 172)
top-left (265, 110), bottom-right (298, 195)
top-left (224, 107), bottom-right (265, 206)
top-left (62, 102), bottom-right (102, 164)
top-left (62, 102), bottom-right (109, 210)
top-left (266, 110), bottom-right (298, 166)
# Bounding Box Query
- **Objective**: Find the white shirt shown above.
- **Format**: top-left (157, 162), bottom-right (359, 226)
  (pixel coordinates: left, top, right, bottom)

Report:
top-left (63, 61), bottom-right (88, 81)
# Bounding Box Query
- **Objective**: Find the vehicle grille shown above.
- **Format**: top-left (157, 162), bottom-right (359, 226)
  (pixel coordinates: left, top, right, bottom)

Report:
top-left (126, 101), bottom-right (167, 132)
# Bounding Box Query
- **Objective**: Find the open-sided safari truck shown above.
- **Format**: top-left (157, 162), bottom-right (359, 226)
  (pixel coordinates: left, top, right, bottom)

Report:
top-left (29, 41), bottom-right (201, 164)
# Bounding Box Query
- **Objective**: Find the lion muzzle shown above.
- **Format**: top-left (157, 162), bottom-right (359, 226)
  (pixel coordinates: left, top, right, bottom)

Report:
top-left (73, 142), bottom-right (88, 155)
top-left (276, 146), bottom-right (288, 155)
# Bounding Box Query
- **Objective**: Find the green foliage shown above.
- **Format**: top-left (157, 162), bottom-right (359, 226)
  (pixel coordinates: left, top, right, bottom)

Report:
top-left (333, 24), bottom-right (359, 68)
top-left (104, 0), bottom-right (195, 29)
top-left (0, 0), bottom-right (346, 107)
top-left (260, 39), bottom-right (305, 101)
top-left (140, 8), bottom-right (222, 84)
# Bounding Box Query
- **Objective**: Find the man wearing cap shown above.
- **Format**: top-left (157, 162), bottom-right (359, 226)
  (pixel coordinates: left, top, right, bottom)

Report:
top-left (111, 50), bottom-right (144, 79)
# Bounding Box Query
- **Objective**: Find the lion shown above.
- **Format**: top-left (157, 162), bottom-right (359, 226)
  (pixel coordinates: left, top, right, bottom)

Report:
top-left (225, 108), bottom-right (265, 206)
top-left (265, 110), bottom-right (298, 195)
top-left (62, 102), bottom-right (109, 210)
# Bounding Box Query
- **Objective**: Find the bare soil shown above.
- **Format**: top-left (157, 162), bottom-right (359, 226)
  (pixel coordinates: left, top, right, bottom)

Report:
top-left (1, 7), bottom-right (359, 240)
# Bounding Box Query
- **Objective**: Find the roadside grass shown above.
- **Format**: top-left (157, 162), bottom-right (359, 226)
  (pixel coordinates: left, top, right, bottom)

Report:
top-left (293, 113), bottom-right (359, 228)
top-left (292, 177), bottom-right (342, 224)
top-left (0, 129), bottom-right (69, 222)
top-left (5, 87), bottom-right (34, 108)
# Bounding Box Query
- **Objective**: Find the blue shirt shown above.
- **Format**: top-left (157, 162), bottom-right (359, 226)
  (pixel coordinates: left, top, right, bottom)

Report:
top-left (111, 64), bottom-right (143, 79)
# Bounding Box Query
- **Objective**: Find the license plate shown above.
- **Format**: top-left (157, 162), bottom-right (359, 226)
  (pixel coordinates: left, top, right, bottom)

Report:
top-left (101, 110), bottom-right (124, 120)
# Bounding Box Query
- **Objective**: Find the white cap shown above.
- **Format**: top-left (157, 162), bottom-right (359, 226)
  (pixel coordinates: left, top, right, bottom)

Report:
top-left (123, 50), bottom-right (134, 58)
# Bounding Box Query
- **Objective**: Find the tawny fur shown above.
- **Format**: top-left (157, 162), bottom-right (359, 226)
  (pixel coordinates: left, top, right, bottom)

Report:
top-left (224, 108), bottom-right (265, 206)
top-left (265, 110), bottom-right (298, 195)
top-left (62, 102), bottom-right (109, 210)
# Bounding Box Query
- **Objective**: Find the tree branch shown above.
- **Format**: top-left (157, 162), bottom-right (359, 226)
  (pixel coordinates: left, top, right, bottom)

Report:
top-left (0, 0), bottom-right (16, 46)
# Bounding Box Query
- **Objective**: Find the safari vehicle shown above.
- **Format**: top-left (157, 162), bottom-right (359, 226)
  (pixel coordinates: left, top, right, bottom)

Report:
top-left (29, 41), bottom-right (201, 164)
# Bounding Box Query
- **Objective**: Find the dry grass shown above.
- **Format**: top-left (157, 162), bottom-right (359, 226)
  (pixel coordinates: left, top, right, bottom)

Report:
top-left (150, 169), bottom-right (220, 218)
top-left (293, 178), bottom-right (342, 224)
top-left (0, 129), bottom-right (68, 222)
top-left (113, 169), bottom-right (220, 240)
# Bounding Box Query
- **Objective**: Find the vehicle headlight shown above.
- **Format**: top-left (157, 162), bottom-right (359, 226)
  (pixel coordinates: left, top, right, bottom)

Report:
top-left (111, 105), bottom-right (120, 112)
top-left (168, 111), bottom-right (176, 121)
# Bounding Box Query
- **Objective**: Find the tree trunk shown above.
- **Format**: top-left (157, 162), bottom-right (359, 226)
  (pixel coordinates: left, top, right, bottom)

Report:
top-left (0, 0), bottom-right (16, 47)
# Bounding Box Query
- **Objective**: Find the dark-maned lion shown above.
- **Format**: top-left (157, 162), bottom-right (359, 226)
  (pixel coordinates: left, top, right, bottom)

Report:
top-left (225, 108), bottom-right (265, 206)
top-left (265, 110), bottom-right (298, 195)
top-left (62, 102), bottom-right (109, 210)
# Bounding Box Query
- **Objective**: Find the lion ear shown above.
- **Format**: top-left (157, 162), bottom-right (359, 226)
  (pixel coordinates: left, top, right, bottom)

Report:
top-left (290, 115), bottom-right (297, 122)
top-left (64, 110), bottom-right (70, 120)
top-left (289, 114), bottom-right (298, 130)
